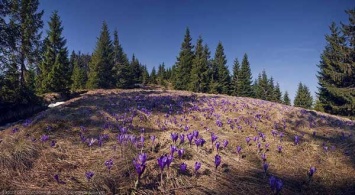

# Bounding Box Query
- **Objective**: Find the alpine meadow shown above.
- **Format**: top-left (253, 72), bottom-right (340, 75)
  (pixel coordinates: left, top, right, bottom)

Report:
top-left (0, 0), bottom-right (354, 194)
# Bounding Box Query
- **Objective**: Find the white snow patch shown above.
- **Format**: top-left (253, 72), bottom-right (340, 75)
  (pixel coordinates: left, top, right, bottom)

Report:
top-left (48, 101), bottom-right (65, 108)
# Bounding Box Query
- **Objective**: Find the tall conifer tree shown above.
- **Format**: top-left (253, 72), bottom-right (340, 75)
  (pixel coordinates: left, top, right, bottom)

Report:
top-left (238, 53), bottom-right (253, 97)
top-left (283, 91), bottom-right (291, 105)
top-left (212, 42), bottom-right (230, 94)
top-left (294, 82), bottom-right (313, 109)
top-left (112, 29), bottom-right (132, 88)
top-left (231, 58), bottom-right (240, 96)
top-left (173, 27), bottom-right (194, 90)
top-left (317, 10), bottom-right (355, 116)
top-left (87, 21), bottom-right (114, 89)
top-left (189, 36), bottom-right (209, 92)
top-left (1, 0), bottom-right (43, 102)
top-left (38, 11), bottom-right (70, 93)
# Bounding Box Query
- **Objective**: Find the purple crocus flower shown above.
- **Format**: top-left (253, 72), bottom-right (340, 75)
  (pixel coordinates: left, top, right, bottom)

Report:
top-left (269, 175), bottom-right (283, 194)
top-left (140, 135), bottom-right (145, 143)
top-left (184, 125), bottom-right (190, 131)
top-left (211, 132), bottom-right (218, 144)
top-left (279, 132), bottom-right (284, 141)
top-left (194, 162), bottom-right (201, 174)
top-left (216, 120), bottom-right (223, 127)
top-left (133, 159), bottom-right (146, 179)
top-left (12, 127), bottom-right (19, 134)
top-left (178, 148), bottom-right (184, 159)
top-left (246, 137), bottom-right (251, 145)
top-left (294, 135), bottom-right (299, 145)
top-left (180, 162), bottom-right (187, 172)
top-left (105, 159), bottom-right (113, 172)
top-left (157, 155), bottom-right (168, 171)
top-left (170, 145), bottom-right (177, 156)
top-left (193, 130), bottom-right (199, 138)
top-left (271, 130), bottom-right (278, 138)
top-left (85, 171), bottom-right (94, 181)
top-left (223, 140), bottom-right (229, 148)
top-left (150, 135), bottom-right (156, 143)
top-left (166, 154), bottom-right (173, 168)
top-left (323, 145), bottom-right (328, 152)
top-left (215, 154), bottom-right (221, 170)
top-left (308, 166), bottom-right (316, 178)
top-left (88, 138), bottom-right (97, 147)
top-left (261, 153), bottom-right (266, 161)
top-left (171, 132), bottom-right (178, 143)
top-left (50, 140), bottom-right (56, 147)
top-left (236, 146), bottom-right (242, 154)
top-left (54, 174), bottom-right (66, 184)
top-left (138, 153), bottom-right (147, 165)
top-left (277, 145), bottom-right (282, 153)
top-left (265, 143), bottom-right (269, 150)
top-left (260, 133), bottom-right (266, 140)
top-left (179, 134), bottom-right (185, 144)
top-left (41, 135), bottom-right (49, 142)
top-left (215, 141), bottom-right (220, 152)
top-left (187, 133), bottom-right (194, 146)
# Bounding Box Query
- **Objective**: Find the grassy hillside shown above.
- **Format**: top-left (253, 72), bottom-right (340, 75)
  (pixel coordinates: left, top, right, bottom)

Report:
top-left (0, 89), bottom-right (354, 194)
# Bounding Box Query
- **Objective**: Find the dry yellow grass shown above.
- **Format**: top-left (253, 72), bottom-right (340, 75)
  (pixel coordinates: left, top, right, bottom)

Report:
top-left (0, 89), bottom-right (354, 194)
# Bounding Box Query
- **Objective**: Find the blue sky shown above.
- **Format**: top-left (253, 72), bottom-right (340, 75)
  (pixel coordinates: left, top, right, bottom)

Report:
top-left (39, 0), bottom-right (354, 102)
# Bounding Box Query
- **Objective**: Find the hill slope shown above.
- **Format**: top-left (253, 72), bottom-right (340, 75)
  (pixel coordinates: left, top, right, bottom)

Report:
top-left (0, 89), bottom-right (354, 194)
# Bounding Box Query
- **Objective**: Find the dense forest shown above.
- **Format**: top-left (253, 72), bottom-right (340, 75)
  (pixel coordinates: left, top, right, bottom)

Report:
top-left (0, 0), bottom-right (354, 117)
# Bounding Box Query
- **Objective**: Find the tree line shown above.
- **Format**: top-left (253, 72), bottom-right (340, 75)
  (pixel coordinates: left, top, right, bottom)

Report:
top-left (0, 0), bottom-right (353, 117)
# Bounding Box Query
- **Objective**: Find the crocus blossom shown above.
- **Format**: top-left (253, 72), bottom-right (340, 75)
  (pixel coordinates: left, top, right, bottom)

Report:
top-left (308, 166), bottom-right (316, 178)
top-left (178, 148), bottom-right (184, 159)
top-left (157, 155), bottom-right (168, 171)
top-left (85, 171), bottom-right (94, 181)
top-left (194, 162), bottom-right (201, 174)
top-left (246, 137), bottom-right (251, 145)
top-left (223, 140), bottom-right (229, 148)
top-left (105, 159), bottom-right (113, 172)
top-left (180, 162), bottom-right (187, 172)
top-left (215, 154), bottom-right (221, 170)
top-left (54, 174), bottom-right (66, 184)
top-left (171, 133), bottom-right (178, 143)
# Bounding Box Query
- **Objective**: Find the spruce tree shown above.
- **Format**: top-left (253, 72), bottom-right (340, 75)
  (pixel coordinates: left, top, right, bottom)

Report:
top-left (294, 82), bottom-right (313, 109)
top-left (141, 65), bottom-right (149, 85)
top-left (71, 52), bottom-right (88, 90)
top-left (213, 41), bottom-right (230, 94)
top-left (231, 58), bottom-right (240, 96)
top-left (112, 29), bottom-right (132, 88)
top-left (3, 0), bottom-right (43, 101)
top-left (273, 82), bottom-right (282, 103)
top-left (252, 79), bottom-right (259, 99)
top-left (267, 77), bottom-right (275, 101)
top-left (173, 27), bottom-right (194, 90)
top-left (238, 53), bottom-right (253, 97)
top-left (283, 91), bottom-right (291, 105)
top-left (150, 67), bottom-right (157, 84)
top-left (317, 10), bottom-right (355, 116)
top-left (130, 54), bottom-right (142, 85)
top-left (204, 44), bottom-right (212, 92)
top-left (38, 11), bottom-right (70, 93)
top-left (189, 36), bottom-right (209, 92)
top-left (157, 63), bottom-right (166, 86)
top-left (87, 21), bottom-right (114, 89)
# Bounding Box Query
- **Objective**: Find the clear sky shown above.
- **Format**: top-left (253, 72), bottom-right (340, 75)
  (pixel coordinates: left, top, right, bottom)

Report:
top-left (39, 0), bottom-right (354, 102)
